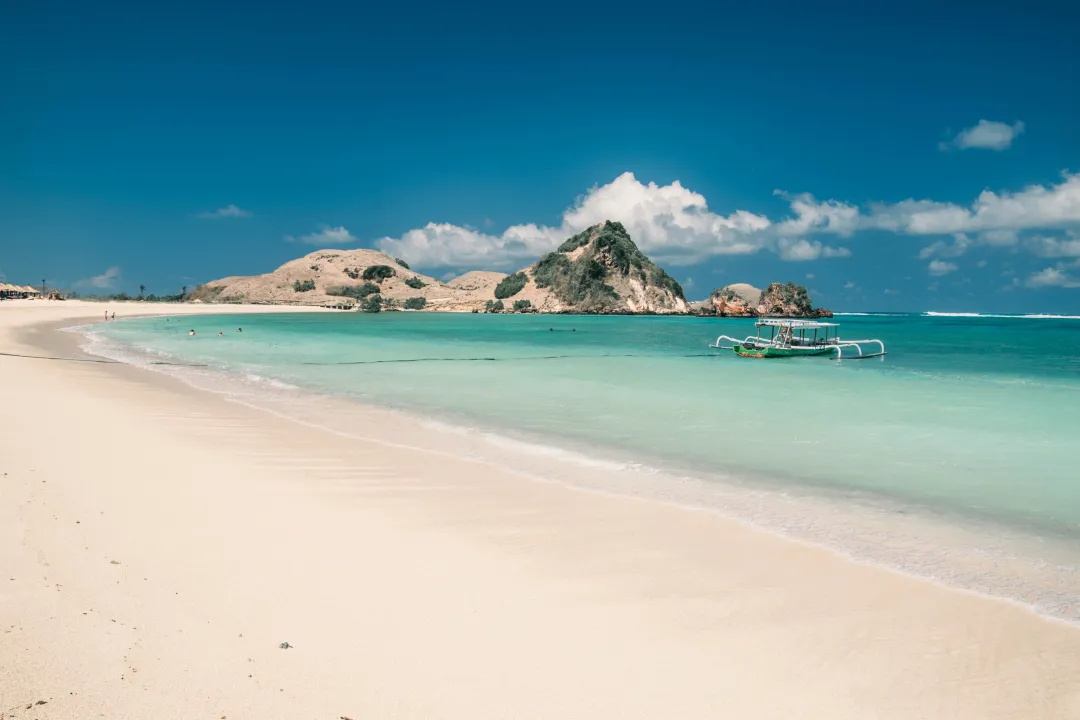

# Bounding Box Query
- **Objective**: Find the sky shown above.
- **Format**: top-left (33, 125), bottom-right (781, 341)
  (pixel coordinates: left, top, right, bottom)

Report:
top-left (2, 0), bottom-right (1079, 312)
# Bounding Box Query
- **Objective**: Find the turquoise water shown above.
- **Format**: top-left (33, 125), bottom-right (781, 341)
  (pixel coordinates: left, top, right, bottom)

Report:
top-left (85, 311), bottom-right (1080, 617)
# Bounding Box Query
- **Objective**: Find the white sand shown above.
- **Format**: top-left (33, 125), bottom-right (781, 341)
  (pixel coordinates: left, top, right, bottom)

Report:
top-left (2, 300), bottom-right (1079, 719)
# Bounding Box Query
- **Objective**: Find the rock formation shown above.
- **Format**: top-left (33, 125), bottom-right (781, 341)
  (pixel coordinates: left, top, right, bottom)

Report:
top-left (189, 223), bottom-right (825, 316)
top-left (698, 282), bottom-right (832, 318)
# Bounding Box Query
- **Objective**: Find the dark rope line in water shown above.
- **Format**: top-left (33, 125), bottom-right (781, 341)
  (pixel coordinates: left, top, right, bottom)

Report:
top-left (0, 351), bottom-right (208, 367)
top-left (300, 352), bottom-right (718, 366)
top-left (3, 349), bottom-right (717, 367)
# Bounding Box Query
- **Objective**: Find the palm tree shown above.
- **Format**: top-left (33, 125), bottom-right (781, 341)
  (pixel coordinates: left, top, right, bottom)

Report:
top-left (139, 284), bottom-right (146, 299)
top-left (181, 285), bottom-right (187, 296)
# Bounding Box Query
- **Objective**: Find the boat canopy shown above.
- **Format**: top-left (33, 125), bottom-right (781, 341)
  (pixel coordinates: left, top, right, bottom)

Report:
top-left (755, 319), bottom-right (838, 329)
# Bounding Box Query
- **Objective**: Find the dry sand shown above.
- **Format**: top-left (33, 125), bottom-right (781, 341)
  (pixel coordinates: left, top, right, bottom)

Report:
top-left (2, 300), bottom-right (1079, 719)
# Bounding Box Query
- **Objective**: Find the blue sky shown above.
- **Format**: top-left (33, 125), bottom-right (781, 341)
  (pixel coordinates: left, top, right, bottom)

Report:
top-left (2, 0), bottom-right (1079, 312)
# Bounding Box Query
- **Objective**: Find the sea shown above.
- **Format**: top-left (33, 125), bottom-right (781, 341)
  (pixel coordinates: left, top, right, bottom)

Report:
top-left (77, 311), bottom-right (1080, 623)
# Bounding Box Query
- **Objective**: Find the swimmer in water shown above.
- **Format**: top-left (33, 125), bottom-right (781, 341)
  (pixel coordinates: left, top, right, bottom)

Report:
top-left (218, 331), bottom-right (223, 336)
top-left (189, 329), bottom-right (195, 336)
top-left (237, 327), bottom-right (243, 332)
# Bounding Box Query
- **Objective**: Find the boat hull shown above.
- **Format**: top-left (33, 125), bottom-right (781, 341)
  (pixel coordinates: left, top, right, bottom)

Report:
top-left (732, 344), bottom-right (835, 358)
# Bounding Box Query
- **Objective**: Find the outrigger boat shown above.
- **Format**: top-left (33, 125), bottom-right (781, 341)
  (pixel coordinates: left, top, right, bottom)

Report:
top-left (709, 319), bottom-right (886, 359)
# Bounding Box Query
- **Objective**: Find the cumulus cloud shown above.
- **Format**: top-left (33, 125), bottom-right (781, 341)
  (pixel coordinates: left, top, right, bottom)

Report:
top-left (378, 173), bottom-right (775, 269)
top-left (285, 226), bottom-right (359, 246)
top-left (75, 266), bottom-right (122, 290)
top-left (928, 259), bottom-right (958, 276)
top-left (844, 281), bottom-right (856, 289)
top-left (1026, 265), bottom-right (1080, 288)
top-left (940, 120), bottom-right (1025, 152)
top-left (370, 170), bottom-right (1080, 272)
top-left (866, 172), bottom-right (1080, 236)
top-left (1027, 232), bottom-right (1080, 258)
top-left (197, 204), bottom-right (251, 219)
top-left (778, 239), bottom-right (851, 261)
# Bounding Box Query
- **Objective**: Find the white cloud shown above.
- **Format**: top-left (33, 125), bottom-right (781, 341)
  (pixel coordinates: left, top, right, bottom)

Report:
top-left (773, 191), bottom-right (859, 237)
top-left (371, 170), bottom-right (1080, 271)
top-left (844, 281), bottom-right (856, 289)
top-left (805, 273), bottom-right (815, 279)
top-left (777, 238), bottom-right (851, 261)
top-left (75, 266), bottom-right (122, 290)
top-left (378, 172), bottom-right (775, 269)
top-left (285, 226), bottom-right (359, 246)
top-left (197, 204), bottom-right (251, 219)
top-left (1027, 233), bottom-right (1080, 258)
top-left (918, 234), bottom-right (972, 259)
top-left (928, 259), bottom-right (958, 276)
top-left (940, 120), bottom-right (1025, 152)
top-left (1026, 265), bottom-right (1080, 289)
top-left (866, 172), bottom-right (1080, 236)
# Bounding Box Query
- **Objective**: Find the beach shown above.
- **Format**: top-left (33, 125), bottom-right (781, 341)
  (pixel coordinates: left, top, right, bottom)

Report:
top-left (2, 301), bottom-right (1080, 719)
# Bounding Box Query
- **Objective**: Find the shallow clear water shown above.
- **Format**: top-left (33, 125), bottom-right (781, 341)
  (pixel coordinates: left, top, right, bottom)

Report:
top-left (85, 311), bottom-right (1080, 619)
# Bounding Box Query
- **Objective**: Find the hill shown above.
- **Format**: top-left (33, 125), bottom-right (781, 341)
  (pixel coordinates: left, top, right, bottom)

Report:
top-left (190, 224), bottom-right (824, 316)
top-left (698, 282), bottom-right (832, 318)
top-left (487, 221), bottom-right (688, 314)
top-left (187, 249), bottom-right (500, 311)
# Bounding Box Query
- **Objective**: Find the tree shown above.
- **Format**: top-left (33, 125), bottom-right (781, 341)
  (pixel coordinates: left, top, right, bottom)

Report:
top-left (494, 272), bottom-right (528, 299)
top-left (403, 297), bottom-right (427, 310)
top-left (362, 265), bottom-right (396, 282)
top-left (139, 284), bottom-right (146, 299)
top-left (181, 285), bottom-right (187, 296)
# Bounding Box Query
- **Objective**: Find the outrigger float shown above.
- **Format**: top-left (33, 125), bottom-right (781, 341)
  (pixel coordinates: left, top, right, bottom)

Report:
top-left (710, 319), bottom-right (886, 359)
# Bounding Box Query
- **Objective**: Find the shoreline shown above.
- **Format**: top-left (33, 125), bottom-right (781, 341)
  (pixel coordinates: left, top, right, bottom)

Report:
top-left (3, 301), bottom-right (1080, 718)
top-left (72, 309), bottom-right (1080, 626)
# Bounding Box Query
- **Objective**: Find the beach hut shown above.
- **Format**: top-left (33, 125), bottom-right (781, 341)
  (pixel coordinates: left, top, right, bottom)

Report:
top-left (0, 283), bottom-right (19, 299)
top-left (23, 285), bottom-right (42, 296)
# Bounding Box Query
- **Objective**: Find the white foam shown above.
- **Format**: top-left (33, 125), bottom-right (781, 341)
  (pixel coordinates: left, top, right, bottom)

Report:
top-left (924, 311), bottom-right (1080, 320)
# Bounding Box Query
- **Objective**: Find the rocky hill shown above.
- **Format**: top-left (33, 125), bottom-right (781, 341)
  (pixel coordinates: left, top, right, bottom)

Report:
top-left (188, 248), bottom-right (496, 311)
top-left (485, 221), bottom-right (689, 314)
top-left (190, 223), bottom-right (824, 316)
top-left (698, 282), bottom-right (832, 318)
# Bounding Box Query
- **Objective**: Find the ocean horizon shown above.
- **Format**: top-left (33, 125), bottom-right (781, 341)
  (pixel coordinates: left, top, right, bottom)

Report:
top-left (78, 310), bottom-right (1080, 623)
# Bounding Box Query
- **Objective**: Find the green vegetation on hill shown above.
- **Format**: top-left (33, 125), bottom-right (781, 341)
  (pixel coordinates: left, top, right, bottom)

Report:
top-left (362, 265), bottom-right (396, 282)
top-left (395, 258), bottom-right (410, 269)
top-left (758, 282), bottom-right (813, 314)
top-left (485, 299), bottom-right (504, 313)
top-left (293, 279), bottom-right (316, 292)
top-left (403, 296), bottom-right (427, 310)
top-left (359, 295), bottom-right (382, 313)
top-left (512, 299), bottom-right (532, 312)
top-left (327, 282), bottom-right (381, 299)
top-left (533, 221), bottom-right (684, 312)
top-left (404, 276), bottom-right (426, 289)
top-left (494, 271), bottom-right (527, 299)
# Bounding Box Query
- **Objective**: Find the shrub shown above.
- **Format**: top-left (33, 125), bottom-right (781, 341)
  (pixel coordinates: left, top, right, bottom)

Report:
top-left (404, 296), bottom-right (427, 310)
top-left (309, 264), bottom-right (320, 271)
top-left (404, 276), bottom-right (426, 289)
top-left (327, 282), bottom-right (380, 299)
top-left (494, 271), bottom-right (528, 299)
top-left (344, 267), bottom-right (361, 280)
top-left (293, 279), bottom-right (316, 292)
top-left (359, 295), bottom-right (382, 313)
top-left (485, 299), bottom-right (504, 313)
top-left (513, 299), bottom-right (532, 312)
top-left (395, 257), bottom-right (410, 269)
top-left (362, 265), bottom-right (395, 282)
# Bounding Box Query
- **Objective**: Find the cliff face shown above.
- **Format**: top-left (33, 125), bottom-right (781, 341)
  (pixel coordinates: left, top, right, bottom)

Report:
top-left (701, 282), bottom-right (832, 318)
top-left (492, 221), bottom-right (689, 314)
